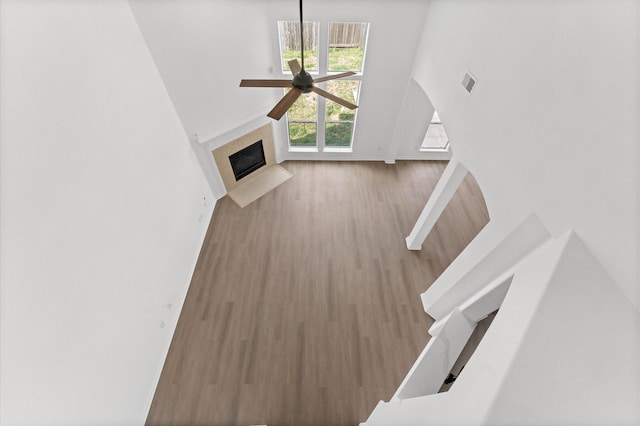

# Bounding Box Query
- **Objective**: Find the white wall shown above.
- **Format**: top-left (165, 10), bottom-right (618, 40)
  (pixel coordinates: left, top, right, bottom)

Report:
top-left (129, 0), bottom-right (432, 166)
top-left (411, 0), bottom-right (640, 306)
top-left (486, 234), bottom-right (638, 425)
top-left (0, 1), bottom-right (213, 424)
top-left (268, 0), bottom-right (432, 161)
top-left (128, 0), bottom-right (281, 145)
top-left (128, 0), bottom-right (281, 197)
top-left (371, 1), bottom-right (640, 424)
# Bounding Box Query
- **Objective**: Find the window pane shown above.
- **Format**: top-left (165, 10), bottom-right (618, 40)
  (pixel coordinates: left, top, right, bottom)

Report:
top-left (325, 122), bottom-right (353, 147)
top-left (287, 90), bottom-right (317, 121)
top-left (421, 111), bottom-right (449, 150)
top-left (289, 122), bottom-right (317, 147)
top-left (278, 21), bottom-right (318, 72)
top-left (325, 80), bottom-right (359, 121)
top-left (287, 89), bottom-right (317, 147)
top-left (328, 22), bottom-right (368, 72)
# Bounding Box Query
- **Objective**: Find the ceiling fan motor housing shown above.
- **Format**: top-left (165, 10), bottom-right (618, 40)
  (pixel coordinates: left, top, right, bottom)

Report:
top-left (293, 71), bottom-right (314, 93)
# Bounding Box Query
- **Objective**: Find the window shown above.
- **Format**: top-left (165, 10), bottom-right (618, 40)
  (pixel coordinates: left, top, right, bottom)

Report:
top-left (328, 22), bottom-right (367, 72)
top-left (278, 21), bottom-right (318, 72)
top-left (421, 111), bottom-right (450, 151)
top-left (325, 80), bottom-right (359, 147)
top-left (278, 21), bottom-right (369, 151)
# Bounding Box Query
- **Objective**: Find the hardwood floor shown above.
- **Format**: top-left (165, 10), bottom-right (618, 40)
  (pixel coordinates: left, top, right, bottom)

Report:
top-left (146, 160), bottom-right (489, 426)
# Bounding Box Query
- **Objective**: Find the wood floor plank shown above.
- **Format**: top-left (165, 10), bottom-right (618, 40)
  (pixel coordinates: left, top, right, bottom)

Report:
top-left (146, 160), bottom-right (489, 426)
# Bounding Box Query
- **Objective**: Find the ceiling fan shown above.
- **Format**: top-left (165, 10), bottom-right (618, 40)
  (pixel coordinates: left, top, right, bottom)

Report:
top-left (239, 0), bottom-right (358, 120)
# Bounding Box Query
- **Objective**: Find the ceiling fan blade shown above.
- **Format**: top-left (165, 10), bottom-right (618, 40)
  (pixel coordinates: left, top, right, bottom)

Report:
top-left (288, 59), bottom-right (302, 75)
top-left (267, 88), bottom-right (303, 120)
top-left (240, 79), bottom-right (293, 88)
top-left (313, 71), bottom-right (357, 83)
top-left (311, 86), bottom-right (358, 110)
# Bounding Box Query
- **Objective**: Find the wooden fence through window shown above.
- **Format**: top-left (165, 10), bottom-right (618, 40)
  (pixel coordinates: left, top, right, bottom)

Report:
top-left (279, 22), bottom-right (366, 51)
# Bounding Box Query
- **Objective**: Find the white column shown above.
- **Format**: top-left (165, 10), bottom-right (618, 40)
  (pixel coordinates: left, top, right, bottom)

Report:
top-left (405, 157), bottom-right (468, 250)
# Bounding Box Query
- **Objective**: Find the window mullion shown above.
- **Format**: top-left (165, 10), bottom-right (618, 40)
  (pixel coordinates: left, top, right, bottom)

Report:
top-left (317, 90), bottom-right (327, 152)
top-left (318, 21), bottom-right (328, 75)
top-left (317, 21), bottom-right (328, 151)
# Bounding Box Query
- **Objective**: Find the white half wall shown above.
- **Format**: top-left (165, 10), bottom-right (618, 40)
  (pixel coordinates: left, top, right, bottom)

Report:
top-left (364, 232), bottom-right (639, 425)
top-left (0, 1), bottom-right (213, 424)
top-left (405, 157), bottom-right (468, 251)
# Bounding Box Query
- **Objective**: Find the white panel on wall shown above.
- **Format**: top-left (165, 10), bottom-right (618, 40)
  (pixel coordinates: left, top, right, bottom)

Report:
top-left (0, 1), bottom-right (213, 424)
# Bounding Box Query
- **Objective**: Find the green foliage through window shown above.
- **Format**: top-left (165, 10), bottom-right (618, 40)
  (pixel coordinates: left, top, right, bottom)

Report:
top-left (289, 122), bottom-right (317, 147)
top-left (328, 47), bottom-right (364, 71)
top-left (326, 123), bottom-right (353, 147)
top-left (282, 50), bottom-right (319, 71)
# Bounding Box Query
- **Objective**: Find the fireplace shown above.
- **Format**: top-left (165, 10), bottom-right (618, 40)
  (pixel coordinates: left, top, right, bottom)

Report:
top-left (228, 140), bottom-right (266, 181)
top-left (211, 123), bottom-right (292, 207)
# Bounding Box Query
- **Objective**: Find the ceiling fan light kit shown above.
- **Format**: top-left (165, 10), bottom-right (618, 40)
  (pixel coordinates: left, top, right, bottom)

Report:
top-left (239, 0), bottom-right (359, 120)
